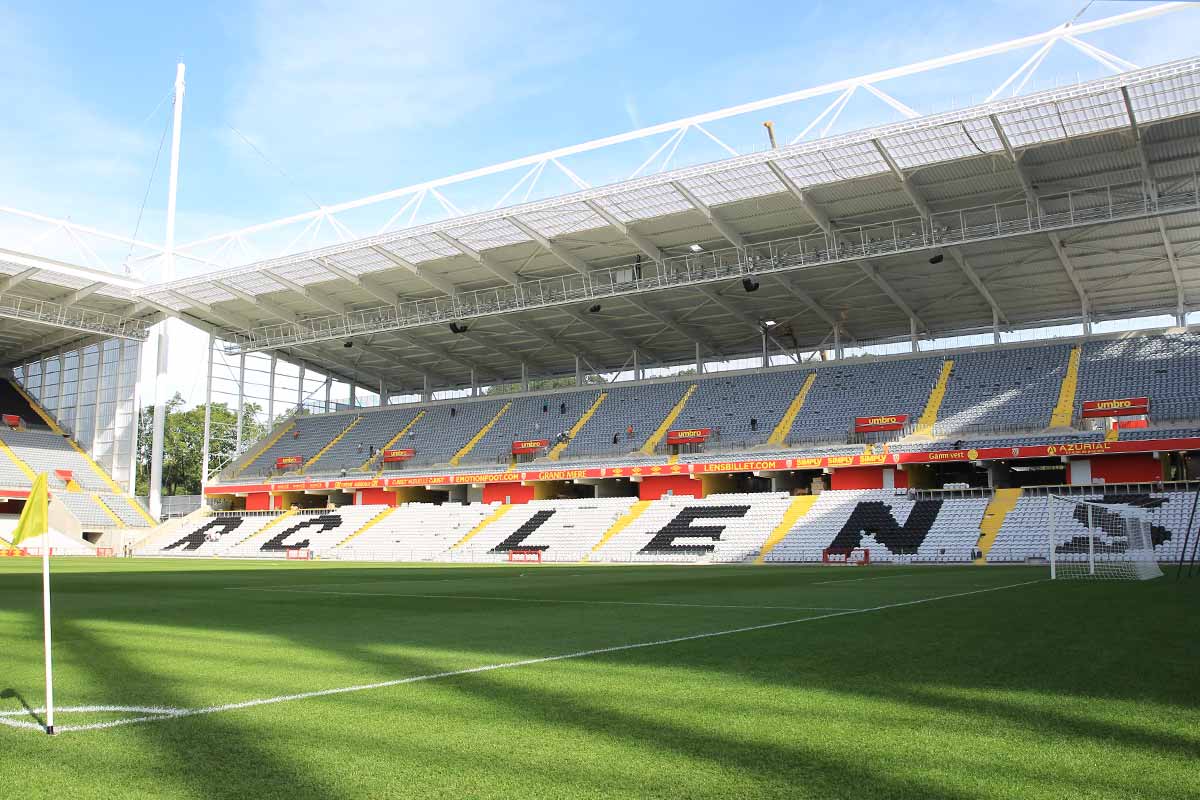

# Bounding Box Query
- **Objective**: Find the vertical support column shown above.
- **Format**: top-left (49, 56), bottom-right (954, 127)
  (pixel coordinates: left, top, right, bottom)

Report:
top-left (90, 342), bottom-right (106, 460)
top-left (112, 340), bottom-right (128, 482)
top-left (632, 349), bottom-right (641, 381)
top-left (760, 328), bottom-right (769, 369)
top-left (54, 352), bottom-right (65, 428)
top-left (470, 368), bottom-right (478, 397)
top-left (574, 356), bottom-right (582, 387)
top-left (349, 382), bottom-right (356, 408)
top-left (149, 61), bottom-right (187, 523)
top-left (200, 334), bottom-right (214, 498)
top-left (267, 353), bottom-right (277, 423)
top-left (377, 376), bottom-right (386, 406)
top-left (910, 318), bottom-right (919, 353)
top-left (521, 362), bottom-right (529, 392)
top-left (235, 353), bottom-right (246, 452)
top-left (297, 364), bottom-right (306, 411)
top-left (422, 374), bottom-right (431, 402)
top-left (127, 342), bottom-right (142, 492)
top-left (323, 376), bottom-right (332, 412)
top-left (695, 342), bottom-right (704, 375)
top-left (993, 309), bottom-right (1001, 345)
top-left (72, 347), bottom-right (86, 439)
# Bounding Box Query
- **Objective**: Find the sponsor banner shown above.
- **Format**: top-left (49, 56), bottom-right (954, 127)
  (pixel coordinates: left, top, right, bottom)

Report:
top-left (382, 448), bottom-right (415, 462)
top-left (666, 428), bottom-right (711, 445)
top-left (1082, 397), bottom-right (1150, 418)
top-left (854, 414), bottom-right (908, 433)
top-left (275, 455), bottom-right (304, 469)
top-left (203, 436), bottom-right (1200, 495)
top-left (2, 414), bottom-right (23, 428)
top-left (511, 439), bottom-right (549, 455)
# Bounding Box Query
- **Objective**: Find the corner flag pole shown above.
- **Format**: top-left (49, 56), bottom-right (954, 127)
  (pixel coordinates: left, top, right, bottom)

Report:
top-left (11, 472), bottom-right (55, 734)
top-left (41, 533), bottom-right (54, 735)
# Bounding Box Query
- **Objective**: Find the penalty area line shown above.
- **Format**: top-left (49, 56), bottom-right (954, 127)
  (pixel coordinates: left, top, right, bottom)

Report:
top-left (43, 578), bottom-right (1044, 735)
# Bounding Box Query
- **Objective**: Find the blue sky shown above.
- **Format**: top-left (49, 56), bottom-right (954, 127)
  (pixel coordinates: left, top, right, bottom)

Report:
top-left (1, 0), bottom-right (1198, 404)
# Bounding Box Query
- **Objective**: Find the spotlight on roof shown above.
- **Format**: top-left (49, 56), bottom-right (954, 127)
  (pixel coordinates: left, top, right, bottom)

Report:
top-left (689, 244), bottom-right (703, 253)
top-left (929, 252), bottom-right (945, 265)
top-left (742, 277), bottom-right (760, 293)
top-left (449, 322), bottom-right (469, 334)
top-left (343, 340), bottom-right (354, 349)
top-left (588, 304), bottom-right (602, 313)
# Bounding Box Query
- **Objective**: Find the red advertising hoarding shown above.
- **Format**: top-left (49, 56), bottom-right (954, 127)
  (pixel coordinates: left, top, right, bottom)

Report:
top-left (511, 439), bottom-right (549, 455)
top-left (382, 448), bottom-right (415, 462)
top-left (666, 428), bottom-right (711, 444)
top-left (854, 414), bottom-right (909, 433)
top-left (275, 455), bottom-right (304, 469)
top-left (1081, 397), bottom-right (1150, 418)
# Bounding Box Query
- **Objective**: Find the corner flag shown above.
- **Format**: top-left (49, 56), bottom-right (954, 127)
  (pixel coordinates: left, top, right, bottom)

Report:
top-left (11, 472), bottom-right (48, 547)
top-left (12, 473), bottom-right (55, 734)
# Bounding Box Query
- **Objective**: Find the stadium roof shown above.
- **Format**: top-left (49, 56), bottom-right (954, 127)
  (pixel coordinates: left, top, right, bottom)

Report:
top-left (130, 58), bottom-right (1200, 393)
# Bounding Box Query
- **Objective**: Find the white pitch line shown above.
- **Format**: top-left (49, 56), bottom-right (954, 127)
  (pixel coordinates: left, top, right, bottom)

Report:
top-left (812, 571), bottom-right (931, 585)
top-left (225, 586), bottom-right (861, 612)
top-left (27, 578), bottom-right (1042, 735)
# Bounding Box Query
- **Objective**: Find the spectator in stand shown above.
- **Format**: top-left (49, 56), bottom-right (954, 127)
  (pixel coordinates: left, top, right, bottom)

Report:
top-left (293, 430), bottom-right (300, 440)
top-left (626, 424), bottom-right (634, 440)
top-left (612, 432), bottom-right (620, 445)
top-left (560, 402), bottom-right (567, 415)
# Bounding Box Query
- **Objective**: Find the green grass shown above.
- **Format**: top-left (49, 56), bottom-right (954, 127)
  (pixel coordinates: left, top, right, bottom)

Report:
top-left (0, 558), bottom-right (1196, 799)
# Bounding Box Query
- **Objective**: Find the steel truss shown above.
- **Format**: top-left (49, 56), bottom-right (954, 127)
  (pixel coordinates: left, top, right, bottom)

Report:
top-left (225, 178), bottom-right (1200, 353)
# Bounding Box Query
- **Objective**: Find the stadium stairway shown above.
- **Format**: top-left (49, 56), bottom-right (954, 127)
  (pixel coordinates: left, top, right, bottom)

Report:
top-left (912, 359), bottom-right (955, 438)
top-left (755, 494), bottom-right (818, 563)
top-left (1048, 345), bottom-right (1082, 428)
top-left (548, 392), bottom-right (608, 460)
top-left (640, 384), bottom-right (697, 455)
top-left (450, 504), bottom-right (513, 549)
top-left (766, 373), bottom-right (817, 446)
top-left (450, 402), bottom-right (512, 466)
top-left (366, 410), bottom-right (426, 473)
top-left (974, 488), bottom-right (1022, 564)
top-left (583, 500), bottom-right (650, 561)
top-left (304, 415), bottom-right (363, 472)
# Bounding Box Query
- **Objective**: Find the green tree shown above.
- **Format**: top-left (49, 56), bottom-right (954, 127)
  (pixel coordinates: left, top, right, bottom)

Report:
top-left (135, 394), bottom-right (267, 495)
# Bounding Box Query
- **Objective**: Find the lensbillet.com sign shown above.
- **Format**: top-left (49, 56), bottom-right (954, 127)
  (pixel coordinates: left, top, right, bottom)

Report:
top-left (1081, 397), bottom-right (1150, 418)
top-left (853, 414), bottom-right (908, 432)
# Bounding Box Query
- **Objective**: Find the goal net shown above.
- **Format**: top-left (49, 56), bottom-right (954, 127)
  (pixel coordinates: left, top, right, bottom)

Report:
top-left (285, 548), bottom-right (313, 561)
top-left (821, 547), bottom-right (870, 566)
top-left (507, 549), bottom-right (542, 563)
top-left (1048, 495), bottom-right (1162, 580)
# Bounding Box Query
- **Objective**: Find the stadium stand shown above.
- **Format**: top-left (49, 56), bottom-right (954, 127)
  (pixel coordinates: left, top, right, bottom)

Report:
top-left (453, 497), bottom-right (639, 562)
top-left (933, 343), bottom-right (1072, 435)
top-left (1076, 332), bottom-right (1200, 424)
top-left (336, 502), bottom-right (494, 560)
top-left (223, 505), bottom-right (386, 557)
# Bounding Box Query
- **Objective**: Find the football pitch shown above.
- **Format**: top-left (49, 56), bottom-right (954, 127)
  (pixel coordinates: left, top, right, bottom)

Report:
top-left (0, 559), bottom-right (1196, 799)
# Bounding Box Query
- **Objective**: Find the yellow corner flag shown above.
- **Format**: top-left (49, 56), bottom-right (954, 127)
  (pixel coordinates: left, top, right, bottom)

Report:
top-left (11, 472), bottom-right (49, 547)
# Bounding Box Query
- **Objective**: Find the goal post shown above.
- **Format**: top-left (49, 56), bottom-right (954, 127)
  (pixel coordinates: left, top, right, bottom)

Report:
top-left (285, 548), bottom-right (313, 561)
top-left (507, 549), bottom-right (542, 563)
top-left (1048, 495), bottom-right (1162, 580)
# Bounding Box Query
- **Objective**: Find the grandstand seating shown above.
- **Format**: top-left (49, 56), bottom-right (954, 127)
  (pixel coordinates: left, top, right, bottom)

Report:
top-left (223, 505), bottom-right (384, 557)
top-left (146, 513), bottom-right (283, 555)
top-left (934, 344), bottom-right (1071, 435)
top-left (0, 429), bottom-right (111, 491)
top-left (1076, 333), bottom-right (1200, 423)
top-left (218, 331), bottom-right (1200, 475)
top-left (335, 502), bottom-right (493, 560)
top-left (454, 498), bottom-right (638, 562)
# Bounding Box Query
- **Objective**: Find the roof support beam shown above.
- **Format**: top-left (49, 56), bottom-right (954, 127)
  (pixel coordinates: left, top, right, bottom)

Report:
top-left (770, 275), bottom-right (854, 339)
top-left (433, 231), bottom-right (521, 286)
top-left (55, 281), bottom-right (104, 308)
top-left (163, 292), bottom-right (257, 332)
top-left (0, 267), bottom-right (40, 293)
top-left (671, 182), bottom-right (745, 251)
top-left (390, 333), bottom-right (504, 383)
top-left (317, 258), bottom-right (399, 306)
top-left (367, 247), bottom-right (459, 296)
top-left (765, 161), bottom-right (834, 237)
top-left (947, 248), bottom-right (1009, 325)
top-left (857, 260), bottom-right (926, 332)
top-left (872, 139), bottom-right (932, 220)
top-left (508, 218), bottom-right (591, 276)
top-left (504, 317), bottom-right (606, 375)
top-left (1047, 232), bottom-right (1091, 329)
top-left (624, 296), bottom-right (722, 356)
top-left (583, 200), bottom-right (665, 264)
top-left (218, 283), bottom-right (308, 328)
top-left (265, 269), bottom-right (347, 315)
top-left (1120, 86), bottom-right (1158, 203)
top-left (559, 305), bottom-right (664, 364)
top-left (1156, 218), bottom-right (1187, 324)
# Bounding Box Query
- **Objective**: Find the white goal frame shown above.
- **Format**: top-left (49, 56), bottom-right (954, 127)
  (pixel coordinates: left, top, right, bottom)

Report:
top-left (1048, 495), bottom-right (1162, 580)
